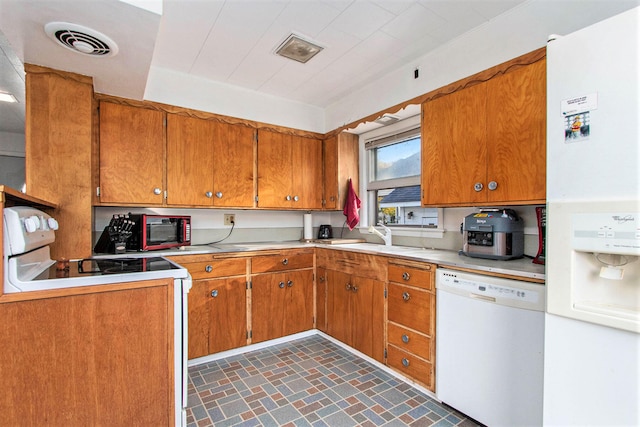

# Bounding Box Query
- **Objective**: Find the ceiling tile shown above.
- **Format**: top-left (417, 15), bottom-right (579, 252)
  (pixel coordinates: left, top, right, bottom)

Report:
top-left (151, 0), bottom-right (224, 72)
top-left (330, 1), bottom-right (396, 40)
top-left (381, 3), bottom-right (447, 42)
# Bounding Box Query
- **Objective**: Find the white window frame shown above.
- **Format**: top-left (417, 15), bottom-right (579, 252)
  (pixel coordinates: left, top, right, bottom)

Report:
top-left (357, 114), bottom-right (444, 238)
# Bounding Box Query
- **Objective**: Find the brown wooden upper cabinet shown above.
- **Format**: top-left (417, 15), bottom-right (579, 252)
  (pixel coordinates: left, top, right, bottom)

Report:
top-left (323, 132), bottom-right (359, 211)
top-left (98, 102), bottom-right (166, 205)
top-left (257, 129), bottom-right (323, 209)
top-left (421, 58), bottom-right (546, 206)
top-left (166, 114), bottom-right (255, 207)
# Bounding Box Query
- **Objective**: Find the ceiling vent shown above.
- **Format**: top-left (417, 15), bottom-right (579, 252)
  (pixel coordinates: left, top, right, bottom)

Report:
top-left (44, 22), bottom-right (118, 57)
top-left (275, 33), bottom-right (323, 64)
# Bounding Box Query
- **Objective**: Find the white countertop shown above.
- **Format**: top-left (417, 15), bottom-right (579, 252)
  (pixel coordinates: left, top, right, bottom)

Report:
top-left (153, 241), bottom-right (545, 281)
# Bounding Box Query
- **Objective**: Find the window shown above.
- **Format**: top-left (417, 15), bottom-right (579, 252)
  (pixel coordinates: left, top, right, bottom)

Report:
top-left (365, 123), bottom-right (438, 228)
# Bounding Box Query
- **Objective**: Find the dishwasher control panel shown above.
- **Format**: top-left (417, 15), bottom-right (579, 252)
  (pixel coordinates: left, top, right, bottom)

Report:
top-left (436, 269), bottom-right (545, 311)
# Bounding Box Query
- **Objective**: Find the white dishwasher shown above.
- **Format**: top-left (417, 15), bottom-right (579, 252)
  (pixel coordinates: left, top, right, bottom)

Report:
top-left (436, 269), bottom-right (545, 427)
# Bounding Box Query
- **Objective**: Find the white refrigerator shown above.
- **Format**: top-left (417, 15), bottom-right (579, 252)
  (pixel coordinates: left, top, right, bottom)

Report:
top-left (545, 7), bottom-right (640, 426)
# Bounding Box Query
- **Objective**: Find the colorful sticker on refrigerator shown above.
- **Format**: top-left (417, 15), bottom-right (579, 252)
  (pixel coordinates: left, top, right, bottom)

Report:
top-left (564, 112), bottom-right (590, 142)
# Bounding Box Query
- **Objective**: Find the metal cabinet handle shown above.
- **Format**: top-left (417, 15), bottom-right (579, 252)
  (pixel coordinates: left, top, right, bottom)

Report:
top-left (402, 272), bottom-right (411, 281)
top-left (488, 181), bottom-right (498, 191)
top-left (351, 285), bottom-right (358, 293)
top-left (319, 276), bottom-right (325, 282)
top-left (474, 182), bottom-right (483, 192)
top-left (215, 191), bottom-right (223, 198)
top-left (402, 358), bottom-right (410, 367)
top-left (293, 195), bottom-right (299, 202)
top-left (279, 281), bottom-right (285, 289)
top-left (211, 290), bottom-right (218, 298)
top-left (153, 187), bottom-right (162, 195)
top-left (205, 265), bottom-right (213, 273)
top-left (402, 334), bottom-right (410, 343)
top-left (205, 191), bottom-right (213, 198)
top-left (287, 280), bottom-right (293, 287)
top-left (345, 283), bottom-right (352, 291)
top-left (286, 195), bottom-right (292, 201)
top-left (282, 258), bottom-right (289, 265)
top-left (402, 292), bottom-right (411, 301)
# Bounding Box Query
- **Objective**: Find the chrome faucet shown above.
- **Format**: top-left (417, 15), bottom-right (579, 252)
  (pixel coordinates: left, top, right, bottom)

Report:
top-left (368, 222), bottom-right (393, 246)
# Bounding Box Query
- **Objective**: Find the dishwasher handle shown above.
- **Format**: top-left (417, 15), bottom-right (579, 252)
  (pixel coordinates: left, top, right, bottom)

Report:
top-left (470, 293), bottom-right (496, 303)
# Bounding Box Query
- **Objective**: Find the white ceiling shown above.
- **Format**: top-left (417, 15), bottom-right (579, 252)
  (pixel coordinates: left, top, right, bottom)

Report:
top-left (0, 0), bottom-right (638, 137)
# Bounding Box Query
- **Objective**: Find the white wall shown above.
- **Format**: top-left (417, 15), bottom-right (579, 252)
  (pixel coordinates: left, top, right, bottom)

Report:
top-left (0, 131), bottom-right (24, 156)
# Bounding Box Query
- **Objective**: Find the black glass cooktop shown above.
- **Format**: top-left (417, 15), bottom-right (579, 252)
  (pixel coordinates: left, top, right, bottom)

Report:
top-left (36, 257), bottom-right (180, 280)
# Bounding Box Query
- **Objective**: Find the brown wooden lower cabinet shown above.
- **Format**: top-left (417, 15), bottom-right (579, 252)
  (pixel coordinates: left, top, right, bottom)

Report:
top-left (325, 269), bottom-right (385, 363)
top-left (189, 277), bottom-right (247, 358)
top-left (167, 255), bottom-right (248, 359)
top-left (386, 260), bottom-right (436, 391)
top-left (251, 269), bottom-right (314, 343)
top-left (0, 279), bottom-right (175, 426)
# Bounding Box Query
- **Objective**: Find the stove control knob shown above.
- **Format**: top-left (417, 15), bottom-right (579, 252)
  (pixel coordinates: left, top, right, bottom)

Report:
top-left (47, 218), bottom-right (59, 230)
top-left (24, 216), bottom-right (39, 233)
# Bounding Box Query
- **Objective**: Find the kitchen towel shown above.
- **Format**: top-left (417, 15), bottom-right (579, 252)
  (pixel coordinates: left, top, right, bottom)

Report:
top-left (343, 178), bottom-right (361, 230)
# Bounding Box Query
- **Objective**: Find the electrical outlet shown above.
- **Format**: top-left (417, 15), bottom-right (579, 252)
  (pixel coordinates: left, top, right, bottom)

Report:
top-left (224, 214), bottom-right (235, 226)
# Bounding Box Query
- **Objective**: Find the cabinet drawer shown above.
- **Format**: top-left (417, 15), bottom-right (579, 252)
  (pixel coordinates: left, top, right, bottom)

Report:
top-left (388, 263), bottom-right (434, 291)
top-left (387, 283), bottom-right (433, 334)
top-left (251, 251), bottom-right (313, 273)
top-left (387, 322), bottom-right (432, 361)
top-left (387, 345), bottom-right (433, 389)
top-left (182, 258), bottom-right (247, 280)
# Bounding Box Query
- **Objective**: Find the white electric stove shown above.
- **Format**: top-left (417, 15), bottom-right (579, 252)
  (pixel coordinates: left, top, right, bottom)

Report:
top-left (2, 206), bottom-right (191, 426)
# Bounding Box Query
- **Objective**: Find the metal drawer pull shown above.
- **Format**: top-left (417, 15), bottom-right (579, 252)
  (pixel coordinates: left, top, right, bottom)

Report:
top-left (402, 272), bottom-right (411, 281)
top-left (215, 191), bottom-right (223, 198)
top-left (351, 285), bottom-right (358, 293)
top-left (293, 195), bottom-right (299, 202)
top-left (153, 187), bottom-right (162, 195)
top-left (211, 290), bottom-right (218, 298)
top-left (282, 258), bottom-right (289, 265)
top-left (286, 195), bottom-right (292, 201)
top-left (402, 292), bottom-right (411, 301)
top-left (279, 281), bottom-right (285, 289)
top-left (345, 283), bottom-right (352, 291)
top-left (287, 280), bottom-right (293, 287)
top-left (474, 182), bottom-right (483, 192)
top-left (205, 265), bottom-right (213, 273)
top-left (402, 358), bottom-right (410, 367)
top-left (488, 181), bottom-right (498, 191)
top-left (205, 191), bottom-right (213, 198)
top-left (402, 334), bottom-right (410, 343)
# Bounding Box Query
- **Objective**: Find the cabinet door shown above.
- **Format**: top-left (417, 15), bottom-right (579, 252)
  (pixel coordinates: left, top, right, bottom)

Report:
top-left (326, 269), bottom-right (352, 345)
top-left (486, 59), bottom-right (546, 203)
top-left (351, 276), bottom-right (385, 363)
top-left (212, 123), bottom-right (255, 207)
top-left (316, 267), bottom-right (327, 332)
top-left (0, 280), bottom-right (174, 426)
top-left (99, 102), bottom-right (165, 204)
top-left (421, 83), bottom-right (487, 206)
top-left (208, 277), bottom-right (248, 354)
top-left (167, 114), bottom-right (215, 206)
top-left (283, 269), bottom-right (314, 336)
top-left (323, 133), bottom-right (359, 211)
top-left (251, 272), bottom-right (288, 343)
top-left (292, 135), bottom-right (323, 209)
top-left (257, 129), bottom-right (293, 208)
top-left (188, 279), bottom-right (212, 358)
